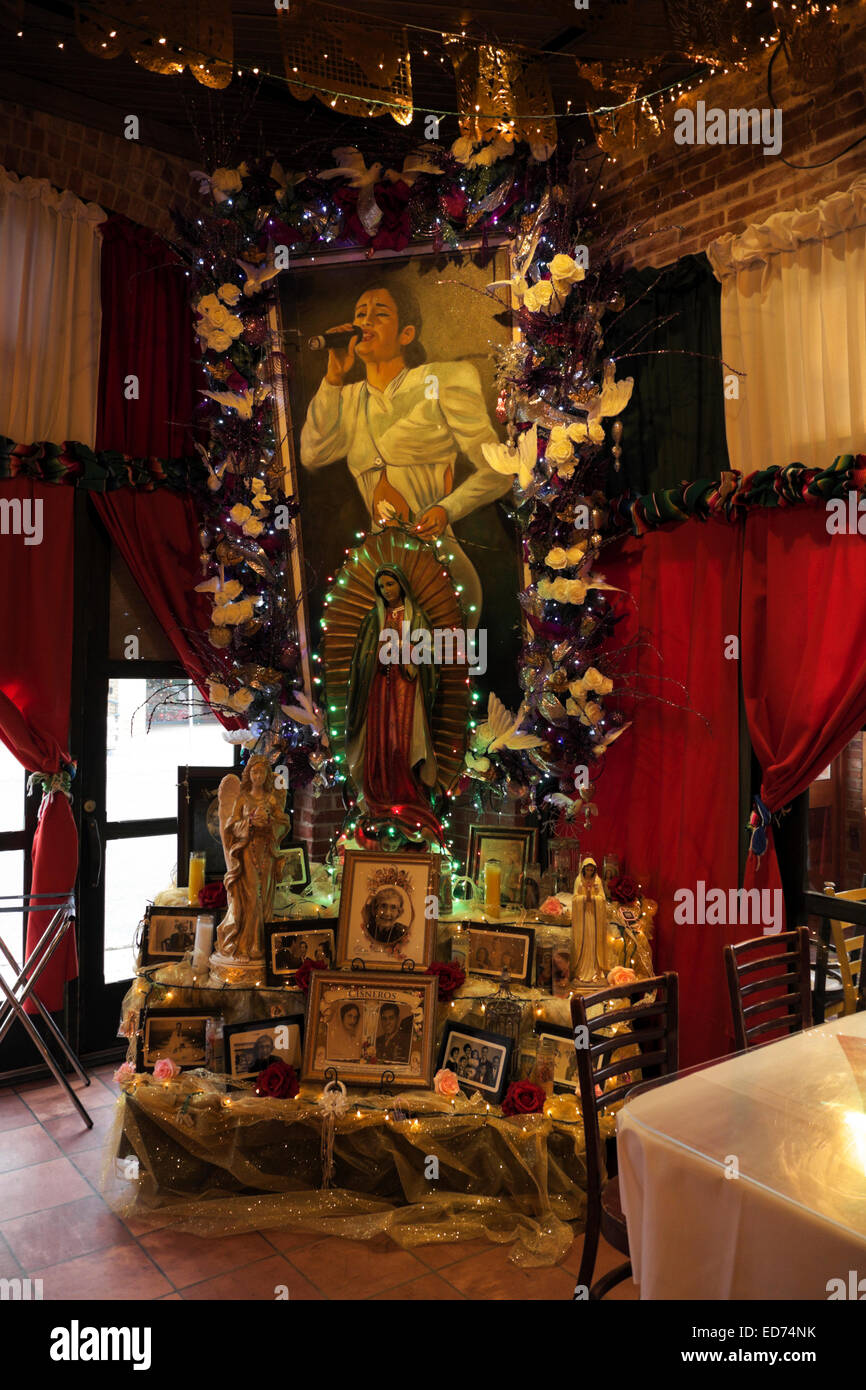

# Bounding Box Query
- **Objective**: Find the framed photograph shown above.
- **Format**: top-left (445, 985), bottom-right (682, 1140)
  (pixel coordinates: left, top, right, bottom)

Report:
top-left (223, 1015), bottom-right (304, 1081)
top-left (277, 842), bottom-right (310, 893)
top-left (534, 1022), bottom-right (580, 1094)
top-left (535, 942), bottom-right (554, 991)
top-left (273, 246), bottom-right (525, 713)
top-left (437, 1021), bottom-right (513, 1104)
top-left (137, 1009), bottom-right (216, 1072)
top-left (178, 765), bottom-right (238, 883)
top-left (140, 905), bottom-right (200, 966)
top-left (464, 922), bottom-right (536, 985)
top-left (302, 969), bottom-right (438, 1088)
top-left (336, 849), bottom-right (439, 969)
top-left (265, 924), bottom-right (335, 988)
top-left (467, 826), bottom-right (539, 906)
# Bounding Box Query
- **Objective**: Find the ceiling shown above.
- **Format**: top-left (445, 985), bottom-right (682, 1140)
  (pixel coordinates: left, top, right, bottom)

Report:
top-left (0, 0), bottom-right (778, 165)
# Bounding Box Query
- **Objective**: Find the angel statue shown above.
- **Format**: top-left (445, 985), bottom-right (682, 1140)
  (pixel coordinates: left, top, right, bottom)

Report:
top-left (571, 854), bottom-right (610, 984)
top-left (345, 564), bottom-right (442, 842)
top-left (209, 756), bottom-right (291, 983)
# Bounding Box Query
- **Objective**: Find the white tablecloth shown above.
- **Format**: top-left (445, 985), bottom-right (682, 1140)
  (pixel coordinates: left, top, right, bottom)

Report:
top-left (617, 1013), bottom-right (866, 1300)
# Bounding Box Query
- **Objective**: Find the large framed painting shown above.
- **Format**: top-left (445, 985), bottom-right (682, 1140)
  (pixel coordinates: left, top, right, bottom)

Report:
top-left (274, 245), bottom-right (522, 712)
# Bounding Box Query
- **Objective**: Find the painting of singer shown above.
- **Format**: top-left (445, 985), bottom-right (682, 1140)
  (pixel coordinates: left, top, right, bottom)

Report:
top-left (277, 252), bottom-right (522, 706)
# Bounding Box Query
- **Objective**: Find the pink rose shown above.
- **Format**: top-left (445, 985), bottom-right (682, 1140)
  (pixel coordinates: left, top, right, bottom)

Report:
top-left (113, 1062), bottom-right (136, 1085)
top-left (434, 1068), bottom-right (460, 1098)
top-left (153, 1057), bottom-right (181, 1081)
top-left (540, 896), bottom-right (566, 918)
top-left (607, 966), bottom-right (637, 988)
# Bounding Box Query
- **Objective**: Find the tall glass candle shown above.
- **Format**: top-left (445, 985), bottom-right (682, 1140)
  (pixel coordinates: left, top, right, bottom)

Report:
top-left (192, 915), bottom-right (214, 973)
top-left (485, 860), bottom-right (501, 919)
top-left (187, 851), bottom-right (207, 906)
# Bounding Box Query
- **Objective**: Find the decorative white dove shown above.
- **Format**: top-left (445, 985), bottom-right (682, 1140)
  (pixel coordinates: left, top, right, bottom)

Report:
top-left (482, 424), bottom-right (538, 493)
top-left (281, 689), bottom-right (329, 745)
top-left (200, 384), bottom-right (270, 419)
top-left (235, 253), bottom-right (281, 298)
top-left (473, 693), bottom-right (545, 754)
top-left (317, 146), bottom-right (384, 236)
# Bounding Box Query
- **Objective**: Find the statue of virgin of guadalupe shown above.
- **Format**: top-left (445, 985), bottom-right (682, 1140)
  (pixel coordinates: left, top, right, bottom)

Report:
top-left (345, 564), bottom-right (442, 841)
top-left (571, 854), bottom-right (610, 983)
top-left (214, 756), bottom-right (291, 965)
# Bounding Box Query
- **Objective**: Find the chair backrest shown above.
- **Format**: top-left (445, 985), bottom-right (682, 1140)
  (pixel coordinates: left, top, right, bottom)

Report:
top-left (570, 973), bottom-right (679, 1202)
top-left (826, 887), bottom-right (866, 1016)
top-left (724, 926), bottom-right (811, 1051)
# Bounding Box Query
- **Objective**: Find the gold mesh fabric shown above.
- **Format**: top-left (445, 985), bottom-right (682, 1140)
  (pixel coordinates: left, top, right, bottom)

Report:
top-left (105, 1077), bottom-right (591, 1266)
top-left (277, 2), bottom-right (412, 125)
top-left (75, 1), bottom-right (233, 89)
top-left (445, 36), bottom-right (556, 151)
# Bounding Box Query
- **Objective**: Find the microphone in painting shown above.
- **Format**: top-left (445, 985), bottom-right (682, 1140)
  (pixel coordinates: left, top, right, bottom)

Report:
top-left (307, 327), bottom-right (361, 351)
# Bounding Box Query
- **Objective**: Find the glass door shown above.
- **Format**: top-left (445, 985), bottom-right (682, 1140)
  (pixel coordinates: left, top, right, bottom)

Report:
top-left (76, 499), bottom-right (236, 1057)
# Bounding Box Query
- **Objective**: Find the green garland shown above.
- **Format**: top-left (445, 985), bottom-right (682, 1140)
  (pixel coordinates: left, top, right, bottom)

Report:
top-left (613, 454), bottom-right (866, 534)
top-left (0, 436), bottom-right (205, 491)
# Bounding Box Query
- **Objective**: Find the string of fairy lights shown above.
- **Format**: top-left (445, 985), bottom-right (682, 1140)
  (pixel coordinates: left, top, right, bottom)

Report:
top-left (7, 1), bottom-right (852, 133)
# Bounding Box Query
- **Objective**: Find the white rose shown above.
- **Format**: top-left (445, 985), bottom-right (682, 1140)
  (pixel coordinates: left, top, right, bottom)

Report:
top-left (545, 434), bottom-right (574, 465)
top-left (218, 283), bottom-right (242, 306)
top-left (545, 547), bottom-right (569, 570)
top-left (523, 280), bottom-right (554, 313)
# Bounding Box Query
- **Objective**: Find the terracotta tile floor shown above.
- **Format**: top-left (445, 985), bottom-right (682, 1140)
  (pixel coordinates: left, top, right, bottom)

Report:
top-left (0, 1067), bottom-right (639, 1301)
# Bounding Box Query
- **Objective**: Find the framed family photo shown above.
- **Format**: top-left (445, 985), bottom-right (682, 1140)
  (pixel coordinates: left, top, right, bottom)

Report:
top-left (277, 842), bottom-right (311, 893)
top-left (467, 825), bottom-right (538, 906)
top-left (137, 1009), bottom-right (217, 1073)
top-left (178, 765), bottom-right (236, 883)
top-left (534, 1022), bottom-right (581, 1094)
top-left (139, 905), bottom-right (200, 967)
top-left (265, 923), bottom-right (335, 988)
top-left (437, 1020), bottom-right (513, 1104)
top-left (465, 922), bottom-right (536, 985)
top-left (302, 969), bottom-right (438, 1088)
top-left (336, 849), bottom-right (439, 969)
top-left (223, 1015), bottom-right (304, 1081)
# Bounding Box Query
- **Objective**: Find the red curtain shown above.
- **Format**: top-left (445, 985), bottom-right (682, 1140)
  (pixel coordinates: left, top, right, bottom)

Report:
top-left (96, 215), bottom-right (203, 458)
top-left (742, 508), bottom-right (866, 907)
top-left (581, 520), bottom-right (743, 1065)
top-left (91, 491), bottom-right (239, 729)
top-left (0, 482), bottom-right (77, 1011)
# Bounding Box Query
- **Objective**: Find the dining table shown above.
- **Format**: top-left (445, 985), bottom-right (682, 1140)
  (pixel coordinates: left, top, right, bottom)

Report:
top-left (616, 1011), bottom-right (866, 1299)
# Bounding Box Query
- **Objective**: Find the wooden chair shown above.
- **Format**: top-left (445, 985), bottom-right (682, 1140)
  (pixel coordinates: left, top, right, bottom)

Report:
top-left (824, 887), bottom-right (866, 1017)
top-left (570, 972), bottom-right (679, 1300)
top-left (724, 926), bottom-right (812, 1051)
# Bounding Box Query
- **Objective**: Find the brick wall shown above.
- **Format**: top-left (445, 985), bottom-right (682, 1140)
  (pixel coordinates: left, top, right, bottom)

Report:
top-left (600, 9), bottom-right (866, 269)
top-left (293, 780), bottom-right (536, 872)
top-left (0, 99), bottom-right (195, 234)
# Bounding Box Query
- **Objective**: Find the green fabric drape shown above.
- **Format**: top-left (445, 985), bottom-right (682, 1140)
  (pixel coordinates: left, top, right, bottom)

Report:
top-left (605, 253), bottom-right (730, 495)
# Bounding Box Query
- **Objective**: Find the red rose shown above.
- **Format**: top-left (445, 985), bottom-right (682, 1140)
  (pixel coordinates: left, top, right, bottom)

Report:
top-left (198, 881), bottom-right (227, 910)
top-left (427, 960), bottom-right (466, 1001)
top-left (501, 1081), bottom-right (547, 1117)
top-left (255, 1059), bottom-right (300, 1099)
top-left (440, 187), bottom-right (468, 221)
top-left (611, 874), bottom-right (639, 905)
top-left (371, 179), bottom-right (411, 251)
top-left (293, 957), bottom-right (329, 994)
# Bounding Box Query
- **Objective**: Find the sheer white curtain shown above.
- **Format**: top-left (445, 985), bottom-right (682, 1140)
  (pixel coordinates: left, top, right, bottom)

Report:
top-left (0, 167), bottom-right (105, 446)
top-left (707, 176), bottom-right (866, 476)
